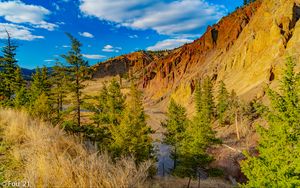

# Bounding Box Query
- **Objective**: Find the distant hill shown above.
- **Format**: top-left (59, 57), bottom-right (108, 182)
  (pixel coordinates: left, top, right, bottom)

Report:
top-left (91, 50), bottom-right (171, 80)
top-left (21, 68), bottom-right (35, 80)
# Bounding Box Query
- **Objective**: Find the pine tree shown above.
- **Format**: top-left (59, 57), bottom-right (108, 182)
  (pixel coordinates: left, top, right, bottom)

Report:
top-left (31, 93), bottom-right (52, 120)
top-left (14, 67), bottom-right (25, 90)
top-left (244, 0), bottom-right (248, 6)
top-left (110, 83), bottom-right (153, 163)
top-left (14, 86), bottom-right (29, 109)
top-left (106, 79), bottom-right (126, 125)
top-left (194, 81), bottom-right (202, 113)
top-left (13, 67), bottom-right (28, 108)
top-left (241, 57), bottom-right (300, 187)
top-left (29, 67), bottom-right (50, 98)
top-left (50, 62), bottom-right (69, 123)
top-left (174, 77), bottom-right (218, 178)
top-left (162, 99), bottom-right (188, 170)
top-left (0, 31), bottom-right (22, 106)
top-left (199, 77), bottom-right (215, 121)
top-left (216, 81), bottom-right (229, 125)
top-left (88, 80), bottom-right (126, 148)
top-left (62, 33), bottom-right (89, 127)
top-left (91, 80), bottom-right (125, 126)
top-left (28, 67), bottom-right (52, 120)
top-left (175, 114), bottom-right (217, 178)
top-left (226, 90), bottom-right (240, 124)
top-left (91, 83), bottom-right (110, 126)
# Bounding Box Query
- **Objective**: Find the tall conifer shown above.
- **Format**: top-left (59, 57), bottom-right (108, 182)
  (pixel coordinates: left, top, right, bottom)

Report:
top-left (110, 83), bottom-right (153, 163)
top-left (216, 81), bottom-right (229, 125)
top-left (50, 62), bottom-right (69, 123)
top-left (200, 77), bottom-right (214, 120)
top-left (0, 31), bottom-right (22, 105)
top-left (174, 77), bottom-right (218, 178)
top-left (241, 57), bottom-right (300, 187)
top-left (162, 99), bottom-right (188, 170)
top-left (194, 81), bottom-right (202, 113)
top-left (62, 33), bottom-right (89, 126)
top-left (28, 67), bottom-right (52, 120)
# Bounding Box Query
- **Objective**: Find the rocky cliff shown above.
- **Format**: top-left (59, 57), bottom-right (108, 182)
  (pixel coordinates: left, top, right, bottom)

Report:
top-left (142, 0), bottom-right (300, 107)
top-left (93, 0), bottom-right (300, 110)
top-left (92, 50), bottom-right (170, 79)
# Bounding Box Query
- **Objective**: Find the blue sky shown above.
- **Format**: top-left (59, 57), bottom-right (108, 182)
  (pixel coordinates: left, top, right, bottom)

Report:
top-left (0, 0), bottom-right (243, 69)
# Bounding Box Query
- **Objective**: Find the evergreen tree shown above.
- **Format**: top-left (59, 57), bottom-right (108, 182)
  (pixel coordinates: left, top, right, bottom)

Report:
top-left (216, 81), bottom-right (229, 125)
top-left (0, 31), bottom-right (22, 106)
top-left (226, 90), bottom-right (240, 124)
top-left (31, 93), bottom-right (52, 120)
top-left (62, 33), bottom-right (89, 127)
top-left (110, 83), bottom-right (153, 163)
top-left (28, 67), bottom-right (52, 120)
top-left (13, 67), bottom-right (28, 108)
top-left (106, 79), bottom-right (126, 125)
top-left (50, 62), bottom-right (69, 123)
top-left (14, 67), bottom-right (25, 90)
top-left (199, 77), bottom-right (215, 120)
top-left (175, 114), bottom-right (217, 177)
top-left (194, 81), bottom-right (202, 113)
top-left (29, 67), bottom-right (50, 98)
top-left (93, 79), bottom-right (125, 126)
top-left (91, 83), bottom-right (109, 126)
top-left (241, 57), bottom-right (300, 187)
top-left (162, 99), bottom-right (188, 170)
top-left (14, 86), bottom-right (29, 109)
top-left (174, 77), bottom-right (218, 178)
top-left (88, 80), bottom-right (126, 148)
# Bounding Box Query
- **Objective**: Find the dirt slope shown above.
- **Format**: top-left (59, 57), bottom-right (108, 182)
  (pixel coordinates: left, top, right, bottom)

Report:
top-left (140, 0), bottom-right (300, 111)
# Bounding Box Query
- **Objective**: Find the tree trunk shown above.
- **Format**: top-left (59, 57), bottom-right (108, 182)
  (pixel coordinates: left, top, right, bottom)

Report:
top-left (187, 177), bottom-right (192, 188)
top-left (76, 70), bottom-right (81, 127)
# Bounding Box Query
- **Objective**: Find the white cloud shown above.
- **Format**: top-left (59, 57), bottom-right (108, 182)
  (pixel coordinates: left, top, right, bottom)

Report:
top-left (0, 1), bottom-right (58, 31)
top-left (0, 23), bottom-right (44, 41)
top-left (80, 0), bottom-right (226, 36)
top-left (52, 2), bottom-right (60, 11)
top-left (82, 54), bottom-right (106, 59)
top-left (56, 22), bottom-right (65, 25)
top-left (147, 38), bottom-right (192, 51)
top-left (129, 34), bottom-right (138, 38)
top-left (102, 45), bottom-right (122, 53)
top-left (62, 45), bottom-right (70, 48)
top-left (79, 31), bottom-right (94, 38)
top-left (44, 59), bottom-right (55, 62)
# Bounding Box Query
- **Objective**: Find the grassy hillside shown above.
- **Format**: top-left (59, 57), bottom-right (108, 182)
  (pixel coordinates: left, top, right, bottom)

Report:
top-left (0, 109), bottom-right (151, 188)
top-left (0, 109), bottom-right (233, 188)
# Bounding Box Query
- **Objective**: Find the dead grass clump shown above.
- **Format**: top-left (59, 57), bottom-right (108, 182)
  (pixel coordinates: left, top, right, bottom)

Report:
top-left (0, 109), bottom-right (151, 188)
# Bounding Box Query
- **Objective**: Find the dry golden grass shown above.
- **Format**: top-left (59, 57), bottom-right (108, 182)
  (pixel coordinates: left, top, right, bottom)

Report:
top-left (0, 109), bottom-right (151, 188)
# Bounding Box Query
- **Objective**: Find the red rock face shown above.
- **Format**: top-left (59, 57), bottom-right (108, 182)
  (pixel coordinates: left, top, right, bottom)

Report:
top-left (91, 51), bottom-right (170, 79)
top-left (91, 2), bottom-right (262, 100)
top-left (143, 1), bottom-right (262, 99)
